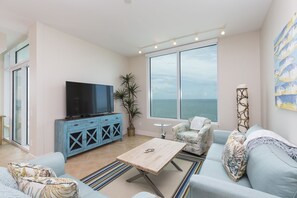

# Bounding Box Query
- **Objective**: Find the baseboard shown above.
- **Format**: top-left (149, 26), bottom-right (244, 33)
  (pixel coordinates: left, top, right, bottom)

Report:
top-left (135, 129), bottom-right (174, 140)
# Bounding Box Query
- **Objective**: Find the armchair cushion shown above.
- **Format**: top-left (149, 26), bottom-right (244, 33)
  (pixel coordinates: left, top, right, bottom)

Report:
top-left (189, 116), bottom-right (208, 130)
top-left (176, 131), bottom-right (201, 144)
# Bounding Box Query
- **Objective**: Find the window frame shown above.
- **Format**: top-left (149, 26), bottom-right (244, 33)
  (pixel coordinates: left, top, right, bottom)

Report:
top-left (4, 39), bottom-right (30, 148)
top-left (146, 39), bottom-right (218, 122)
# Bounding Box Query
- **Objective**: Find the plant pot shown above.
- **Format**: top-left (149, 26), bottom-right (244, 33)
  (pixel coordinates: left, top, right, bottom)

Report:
top-left (127, 127), bottom-right (135, 136)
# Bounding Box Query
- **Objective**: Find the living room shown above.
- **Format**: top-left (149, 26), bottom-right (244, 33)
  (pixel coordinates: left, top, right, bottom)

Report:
top-left (0, 0), bottom-right (297, 197)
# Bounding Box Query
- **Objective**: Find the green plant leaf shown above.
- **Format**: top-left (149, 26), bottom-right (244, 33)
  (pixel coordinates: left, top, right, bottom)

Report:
top-left (114, 73), bottom-right (141, 129)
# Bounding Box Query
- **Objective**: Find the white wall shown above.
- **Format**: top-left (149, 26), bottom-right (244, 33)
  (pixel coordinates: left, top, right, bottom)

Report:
top-left (218, 31), bottom-right (261, 130)
top-left (0, 54), bottom-right (3, 114)
top-left (129, 31), bottom-right (261, 138)
top-left (29, 23), bottom-right (128, 155)
top-left (260, 0), bottom-right (297, 144)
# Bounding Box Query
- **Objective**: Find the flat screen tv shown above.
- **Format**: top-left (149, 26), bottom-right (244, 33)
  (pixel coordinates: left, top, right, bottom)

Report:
top-left (66, 81), bottom-right (114, 118)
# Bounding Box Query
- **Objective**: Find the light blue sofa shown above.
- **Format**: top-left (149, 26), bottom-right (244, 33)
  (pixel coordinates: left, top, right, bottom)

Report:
top-left (0, 152), bottom-right (107, 198)
top-left (0, 152), bottom-right (157, 198)
top-left (188, 126), bottom-right (297, 198)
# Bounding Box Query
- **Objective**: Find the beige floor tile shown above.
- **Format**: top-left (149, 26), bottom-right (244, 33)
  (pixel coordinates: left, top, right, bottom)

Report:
top-left (0, 135), bottom-right (152, 179)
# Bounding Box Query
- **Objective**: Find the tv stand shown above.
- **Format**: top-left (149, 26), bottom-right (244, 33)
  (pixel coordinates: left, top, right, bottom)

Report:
top-left (55, 113), bottom-right (122, 161)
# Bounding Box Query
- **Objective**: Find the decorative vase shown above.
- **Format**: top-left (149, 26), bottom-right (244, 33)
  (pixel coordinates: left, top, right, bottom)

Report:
top-left (127, 127), bottom-right (135, 136)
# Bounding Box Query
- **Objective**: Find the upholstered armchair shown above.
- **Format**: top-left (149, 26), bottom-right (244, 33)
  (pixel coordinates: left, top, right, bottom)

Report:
top-left (172, 117), bottom-right (211, 155)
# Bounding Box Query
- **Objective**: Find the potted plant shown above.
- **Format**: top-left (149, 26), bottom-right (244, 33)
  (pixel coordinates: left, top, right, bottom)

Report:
top-left (114, 73), bottom-right (141, 136)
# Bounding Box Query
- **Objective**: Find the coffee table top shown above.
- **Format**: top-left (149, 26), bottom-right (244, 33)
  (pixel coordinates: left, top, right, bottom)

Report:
top-left (116, 138), bottom-right (186, 175)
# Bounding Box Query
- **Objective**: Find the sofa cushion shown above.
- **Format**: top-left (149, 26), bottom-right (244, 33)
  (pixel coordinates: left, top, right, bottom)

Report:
top-left (222, 130), bottom-right (247, 181)
top-left (206, 143), bottom-right (224, 162)
top-left (61, 174), bottom-right (107, 198)
top-left (0, 183), bottom-right (30, 198)
top-left (132, 192), bottom-right (157, 198)
top-left (213, 130), bottom-right (231, 145)
top-left (28, 152), bottom-right (65, 177)
top-left (246, 124), bottom-right (263, 137)
top-left (18, 176), bottom-right (79, 198)
top-left (247, 144), bottom-right (297, 198)
top-left (199, 159), bottom-right (251, 188)
top-left (176, 131), bottom-right (199, 144)
top-left (0, 167), bottom-right (18, 190)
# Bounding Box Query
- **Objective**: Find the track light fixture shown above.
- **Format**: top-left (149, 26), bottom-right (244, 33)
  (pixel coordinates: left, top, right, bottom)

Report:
top-left (138, 25), bottom-right (226, 54)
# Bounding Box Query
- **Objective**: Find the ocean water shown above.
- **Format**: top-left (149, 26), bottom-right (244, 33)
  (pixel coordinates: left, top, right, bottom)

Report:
top-left (151, 99), bottom-right (217, 122)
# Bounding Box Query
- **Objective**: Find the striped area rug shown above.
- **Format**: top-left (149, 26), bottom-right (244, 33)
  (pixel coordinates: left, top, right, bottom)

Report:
top-left (81, 151), bottom-right (204, 198)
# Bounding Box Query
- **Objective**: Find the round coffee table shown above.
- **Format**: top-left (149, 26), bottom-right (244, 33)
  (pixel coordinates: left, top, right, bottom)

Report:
top-left (153, 123), bottom-right (171, 139)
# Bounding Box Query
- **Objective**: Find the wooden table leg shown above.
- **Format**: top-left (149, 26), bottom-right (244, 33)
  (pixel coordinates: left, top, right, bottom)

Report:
top-left (171, 160), bottom-right (183, 171)
top-left (126, 169), bottom-right (164, 198)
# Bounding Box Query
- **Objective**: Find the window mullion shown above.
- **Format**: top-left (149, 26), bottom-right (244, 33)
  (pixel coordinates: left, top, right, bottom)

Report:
top-left (177, 52), bottom-right (181, 119)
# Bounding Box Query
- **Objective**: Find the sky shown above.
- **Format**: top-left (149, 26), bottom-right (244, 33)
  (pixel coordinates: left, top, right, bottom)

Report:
top-left (150, 44), bottom-right (217, 100)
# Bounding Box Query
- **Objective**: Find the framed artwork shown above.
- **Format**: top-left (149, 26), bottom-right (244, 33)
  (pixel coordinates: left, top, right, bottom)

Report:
top-left (274, 13), bottom-right (297, 111)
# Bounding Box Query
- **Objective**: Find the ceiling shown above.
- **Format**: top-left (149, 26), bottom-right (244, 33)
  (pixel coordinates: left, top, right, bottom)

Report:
top-left (0, 0), bottom-right (272, 57)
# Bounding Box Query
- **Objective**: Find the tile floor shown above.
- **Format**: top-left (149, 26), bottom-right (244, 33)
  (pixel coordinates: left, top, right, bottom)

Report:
top-left (0, 135), bottom-right (152, 179)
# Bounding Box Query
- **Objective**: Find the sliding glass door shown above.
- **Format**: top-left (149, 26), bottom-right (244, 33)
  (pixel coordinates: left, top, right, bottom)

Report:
top-left (12, 66), bottom-right (29, 145)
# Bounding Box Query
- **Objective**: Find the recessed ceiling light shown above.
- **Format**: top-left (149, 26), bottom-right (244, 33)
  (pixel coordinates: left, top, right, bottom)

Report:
top-left (221, 30), bottom-right (225, 36)
top-left (195, 36), bottom-right (199, 41)
top-left (173, 41), bottom-right (177, 46)
top-left (138, 50), bottom-right (142, 54)
top-left (154, 45), bottom-right (158, 49)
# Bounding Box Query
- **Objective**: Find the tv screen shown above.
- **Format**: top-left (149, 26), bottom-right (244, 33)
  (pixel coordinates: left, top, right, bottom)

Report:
top-left (66, 81), bottom-right (114, 117)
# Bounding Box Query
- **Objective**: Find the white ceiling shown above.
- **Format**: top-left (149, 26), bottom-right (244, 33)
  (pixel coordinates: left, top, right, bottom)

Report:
top-left (0, 0), bottom-right (272, 57)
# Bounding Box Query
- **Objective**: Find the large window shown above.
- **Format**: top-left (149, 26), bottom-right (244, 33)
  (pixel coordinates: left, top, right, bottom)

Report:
top-left (149, 43), bottom-right (217, 121)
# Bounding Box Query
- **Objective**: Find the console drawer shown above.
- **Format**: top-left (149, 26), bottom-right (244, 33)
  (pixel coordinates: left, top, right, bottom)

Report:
top-left (67, 118), bottom-right (98, 130)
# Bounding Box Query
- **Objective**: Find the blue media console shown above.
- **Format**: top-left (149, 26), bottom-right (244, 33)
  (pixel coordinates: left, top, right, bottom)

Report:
top-left (55, 113), bottom-right (122, 160)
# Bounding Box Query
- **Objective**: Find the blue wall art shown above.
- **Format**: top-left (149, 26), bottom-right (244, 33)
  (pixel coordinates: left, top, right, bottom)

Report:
top-left (274, 13), bottom-right (297, 111)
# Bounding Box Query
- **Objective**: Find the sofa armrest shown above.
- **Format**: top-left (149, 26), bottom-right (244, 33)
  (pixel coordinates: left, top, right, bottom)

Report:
top-left (172, 122), bottom-right (190, 139)
top-left (28, 152), bottom-right (65, 177)
top-left (213, 130), bottom-right (231, 144)
top-left (189, 175), bottom-right (280, 198)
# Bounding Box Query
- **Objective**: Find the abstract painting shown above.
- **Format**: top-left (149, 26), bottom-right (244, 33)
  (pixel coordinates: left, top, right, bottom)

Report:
top-left (274, 13), bottom-right (297, 111)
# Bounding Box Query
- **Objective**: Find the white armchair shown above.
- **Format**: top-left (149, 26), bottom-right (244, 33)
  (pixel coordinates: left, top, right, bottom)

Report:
top-left (172, 117), bottom-right (211, 155)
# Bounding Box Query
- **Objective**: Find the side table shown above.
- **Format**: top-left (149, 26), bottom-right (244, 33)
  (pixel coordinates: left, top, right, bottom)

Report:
top-left (153, 123), bottom-right (171, 139)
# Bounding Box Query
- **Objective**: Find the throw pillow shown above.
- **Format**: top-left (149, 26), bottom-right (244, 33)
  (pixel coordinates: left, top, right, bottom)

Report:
top-left (18, 177), bottom-right (79, 198)
top-left (222, 130), bottom-right (247, 181)
top-left (7, 163), bottom-right (56, 182)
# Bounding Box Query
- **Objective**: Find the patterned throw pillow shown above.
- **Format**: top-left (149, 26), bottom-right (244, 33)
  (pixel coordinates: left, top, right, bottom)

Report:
top-left (18, 177), bottom-right (79, 198)
top-left (222, 130), bottom-right (247, 181)
top-left (7, 163), bottom-right (56, 182)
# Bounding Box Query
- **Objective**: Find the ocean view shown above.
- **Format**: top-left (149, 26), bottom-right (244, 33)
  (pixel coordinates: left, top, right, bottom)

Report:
top-left (151, 99), bottom-right (217, 122)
